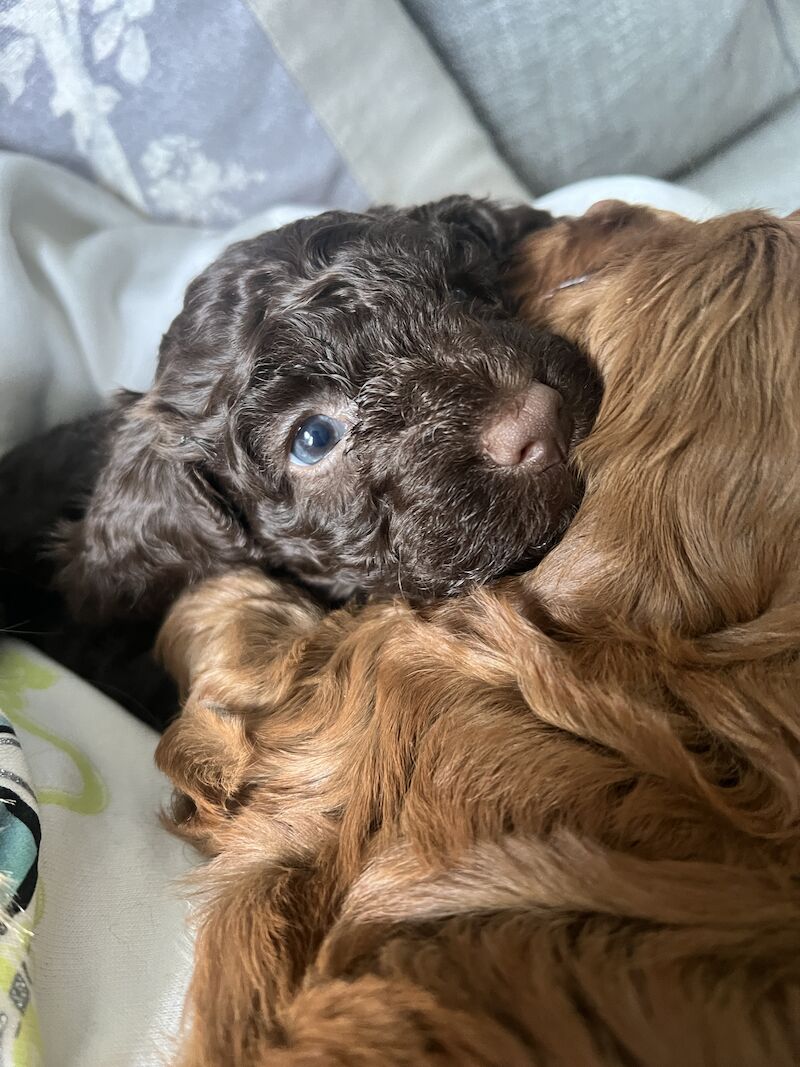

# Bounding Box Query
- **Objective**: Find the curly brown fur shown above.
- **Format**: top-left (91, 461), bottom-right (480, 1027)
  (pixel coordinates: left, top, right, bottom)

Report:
top-left (1, 196), bottom-right (599, 722)
top-left (52, 196), bottom-right (598, 615)
top-left (158, 203), bottom-right (800, 1065)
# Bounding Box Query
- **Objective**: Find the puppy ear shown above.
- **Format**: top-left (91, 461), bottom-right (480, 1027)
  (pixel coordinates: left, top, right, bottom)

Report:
top-left (55, 397), bottom-right (251, 622)
top-left (410, 195), bottom-right (554, 257)
top-left (155, 570), bottom-right (325, 853)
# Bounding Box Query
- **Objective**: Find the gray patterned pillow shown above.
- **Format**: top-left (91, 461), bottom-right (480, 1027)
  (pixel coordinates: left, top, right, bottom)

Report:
top-left (0, 0), bottom-right (525, 224)
top-left (400, 0), bottom-right (800, 193)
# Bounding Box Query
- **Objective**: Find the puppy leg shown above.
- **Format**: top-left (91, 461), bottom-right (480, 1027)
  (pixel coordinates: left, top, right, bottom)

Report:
top-left (175, 854), bottom-right (344, 1067)
top-left (156, 567), bottom-right (324, 699)
top-left (180, 892), bottom-right (532, 1067)
top-left (155, 569), bottom-right (324, 852)
top-left (267, 977), bottom-right (532, 1067)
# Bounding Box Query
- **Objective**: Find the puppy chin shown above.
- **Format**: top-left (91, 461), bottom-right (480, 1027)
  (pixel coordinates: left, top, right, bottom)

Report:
top-left (402, 493), bottom-right (580, 602)
top-left (521, 485), bottom-right (580, 556)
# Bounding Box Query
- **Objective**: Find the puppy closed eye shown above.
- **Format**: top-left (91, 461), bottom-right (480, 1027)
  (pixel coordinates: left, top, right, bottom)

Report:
top-left (290, 414), bottom-right (347, 466)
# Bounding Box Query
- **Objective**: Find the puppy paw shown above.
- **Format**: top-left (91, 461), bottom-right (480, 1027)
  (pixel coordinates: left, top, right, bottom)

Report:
top-left (156, 696), bottom-right (253, 853)
top-left (157, 567), bottom-right (324, 696)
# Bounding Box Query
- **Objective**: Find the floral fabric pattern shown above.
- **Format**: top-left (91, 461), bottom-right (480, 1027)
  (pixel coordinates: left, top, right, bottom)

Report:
top-left (0, 0), bottom-right (365, 223)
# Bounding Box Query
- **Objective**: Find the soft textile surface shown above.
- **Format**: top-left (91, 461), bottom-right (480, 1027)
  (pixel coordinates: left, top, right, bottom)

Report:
top-left (0, 642), bottom-right (195, 1067)
top-left (0, 150), bottom-right (316, 456)
top-left (682, 95), bottom-right (800, 214)
top-left (401, 0), bottom-right (800, 196)
top-left (2, 1), bottom-right (795, 225)
top-left (0, 0), bottom-right (523, 223)
top-left (0, 153), bottom-right (722, 1066)
top-left (0, 709), bottom-right (39, 1067)
top-left (0, 0), bottom-right (365, 221)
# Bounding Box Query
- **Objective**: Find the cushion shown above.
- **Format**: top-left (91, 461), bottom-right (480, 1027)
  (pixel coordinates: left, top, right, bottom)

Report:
top-left (0, 0), bottom-right (524, 223)
top-left (681, 96), bottom-right (800, 214)
top-left (400, 0), bottom-right (800, 193)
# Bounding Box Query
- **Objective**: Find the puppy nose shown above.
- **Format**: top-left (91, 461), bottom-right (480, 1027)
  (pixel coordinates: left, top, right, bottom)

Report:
top-left (482, 383), bottom-right (567, 470)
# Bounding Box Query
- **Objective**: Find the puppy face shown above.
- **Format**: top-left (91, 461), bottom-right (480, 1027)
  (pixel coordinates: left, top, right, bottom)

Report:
top-left (166, 199), bottom-right (602, 601)
top-left (61, 197), bottom-right (600, 618)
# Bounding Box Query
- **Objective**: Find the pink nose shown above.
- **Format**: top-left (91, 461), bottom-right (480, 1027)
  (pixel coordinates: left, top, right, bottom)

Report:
top-left (481, 383), bottom-right (568, 470)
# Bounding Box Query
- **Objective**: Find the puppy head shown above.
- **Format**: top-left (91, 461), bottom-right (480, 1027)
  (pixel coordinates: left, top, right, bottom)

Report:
top-left (60, 197), bottom-right (600, 618)
top-left (512, 201), bottom-right (800, 631)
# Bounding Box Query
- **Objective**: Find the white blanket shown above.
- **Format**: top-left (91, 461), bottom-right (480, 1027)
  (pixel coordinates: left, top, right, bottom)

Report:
top-left (0, 151), bottom-right (721, 1066)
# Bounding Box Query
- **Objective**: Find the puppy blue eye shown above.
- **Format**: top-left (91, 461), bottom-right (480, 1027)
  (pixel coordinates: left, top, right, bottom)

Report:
top-left (290, 415), bottom-right (346, 466)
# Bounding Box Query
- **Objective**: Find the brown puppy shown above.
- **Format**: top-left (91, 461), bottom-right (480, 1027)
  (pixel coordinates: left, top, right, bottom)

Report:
top-left (0, 198), bottom-right (600, 725)
top-left (156, 203), bottom-right (800, 1066)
